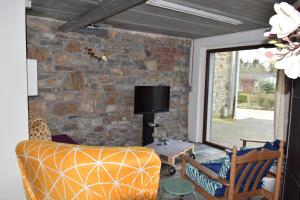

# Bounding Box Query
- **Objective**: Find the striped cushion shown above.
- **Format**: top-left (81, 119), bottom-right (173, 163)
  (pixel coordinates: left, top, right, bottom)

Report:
top-left (186, 163), bottom-right (224, 196)
top-left (219, 155), bottom-right (230, 178)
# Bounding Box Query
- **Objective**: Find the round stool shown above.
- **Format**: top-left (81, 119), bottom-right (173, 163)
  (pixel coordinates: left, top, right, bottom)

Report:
top-left (160, 177), bottom-right (197, 199)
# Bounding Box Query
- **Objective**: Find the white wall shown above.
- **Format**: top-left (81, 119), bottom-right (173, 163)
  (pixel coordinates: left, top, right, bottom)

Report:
top-left (188, 28), bottom-right (268, 142)
top-left (0, 0), bottom-right (28, 199)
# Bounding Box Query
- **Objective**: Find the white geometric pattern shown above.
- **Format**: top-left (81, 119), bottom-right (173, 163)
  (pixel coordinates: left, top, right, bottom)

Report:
top-left (16, 140), bottom-right (161, 200)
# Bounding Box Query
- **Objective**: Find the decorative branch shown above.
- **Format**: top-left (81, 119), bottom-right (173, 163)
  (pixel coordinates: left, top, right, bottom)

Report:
top-left (84, 47), bottom-right (110, 62)
top-left (264, 2), bottom-right (300, 79)
top-left (267, 29), bottom-right (300, 60)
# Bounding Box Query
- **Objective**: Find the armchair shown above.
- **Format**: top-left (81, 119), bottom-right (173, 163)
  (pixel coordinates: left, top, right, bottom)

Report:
top-left (16, 140), bottom-right (161, 200)
top-left (181, 141), bottom-right (284, 200)
top-left (240, 139), bottom-right (286, 178)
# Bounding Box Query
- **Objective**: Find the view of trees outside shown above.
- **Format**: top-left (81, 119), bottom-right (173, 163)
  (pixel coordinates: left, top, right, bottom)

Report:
top-left (239, 58), bottom-right (276, 74)
top-left (238, 51), bottom-right (277, 111)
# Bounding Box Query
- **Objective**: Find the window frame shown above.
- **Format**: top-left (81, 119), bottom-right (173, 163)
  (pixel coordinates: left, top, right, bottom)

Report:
top-left (203, 44), bottom-right (274, 150)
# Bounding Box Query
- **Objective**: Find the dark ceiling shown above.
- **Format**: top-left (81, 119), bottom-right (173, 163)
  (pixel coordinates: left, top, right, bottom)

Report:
top-left (29, 0), bottom-right (296, 38)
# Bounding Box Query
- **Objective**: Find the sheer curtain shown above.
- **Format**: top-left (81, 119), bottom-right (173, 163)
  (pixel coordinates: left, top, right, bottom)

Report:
top-left (274, 70), bottom-right (291, 141)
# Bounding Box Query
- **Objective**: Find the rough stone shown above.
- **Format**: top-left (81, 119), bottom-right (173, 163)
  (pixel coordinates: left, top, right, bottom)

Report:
top-left (91, 118), bottom-right (103, 126)
top-left (106, 105), bottom-right (117, 113)
top-left (28, 46), bottom-right (49, 62)
top-left (71, 71), bottom-right (84, 90)
top-left (41, 40), bottom-right (63, 46)
top-left (98, 75), bottom-right (110, 83)
top-left (55, 53), bottom-right (70, 65)
top-left (112, 67), bottom-right (130, 76)
top-left (55, 65), bottom-right (74, 71)
top-left (52, 102), bottom-right (79, 116)
top-left (104, 85), bottom-right (116, 92)
top-left (63, 123), bottom-right (79, 131)
top-left (213, 52), bottom-right (235, 117)
top-left (144, 58), bottom-right (157, 71)
top-left (158, 64), bottom-right (174, 71)
top-left (27, 15), bottom-right (191, 146)
top-left (94, 126), bottom-right (104, 132)
top-left (65, 40), bottom-right (81, 52)
top-left (105, 95), bottom-right (116, 105)
top-left (29, 100), bottom-right (47, 120)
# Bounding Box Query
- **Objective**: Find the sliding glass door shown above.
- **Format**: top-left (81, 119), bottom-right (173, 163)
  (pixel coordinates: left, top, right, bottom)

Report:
top-left (204, 46), bottom-right (278, 149)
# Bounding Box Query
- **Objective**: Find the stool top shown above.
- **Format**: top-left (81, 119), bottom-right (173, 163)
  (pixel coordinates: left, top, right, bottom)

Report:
top-left (162, 177), bottom-right (195, 196)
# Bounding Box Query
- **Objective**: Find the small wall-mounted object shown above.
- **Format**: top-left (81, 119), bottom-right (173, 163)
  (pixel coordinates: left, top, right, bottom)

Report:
top-left (27, 59), bottom-right (38, 96)
top-left (84, 47), bottom-right (110, 62)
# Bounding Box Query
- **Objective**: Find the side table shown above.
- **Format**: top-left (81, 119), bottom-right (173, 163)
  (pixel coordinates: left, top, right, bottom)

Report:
top-left (160, 177), bottom-right (197, 199)
top-left (146, 139), bottom-right (195, 175)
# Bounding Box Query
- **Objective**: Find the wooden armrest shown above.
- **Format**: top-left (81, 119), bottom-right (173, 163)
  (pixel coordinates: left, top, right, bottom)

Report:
top-left (181, 155), bottom-right (230, 186)
top-left (240, 138), bottom-right (268, 148)
top-left (240, 138), bottom-right (268, 143)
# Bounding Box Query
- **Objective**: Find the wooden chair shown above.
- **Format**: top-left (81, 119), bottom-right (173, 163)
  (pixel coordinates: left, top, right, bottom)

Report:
top-left (240, 138), bottom-right (269, 149)
top-left (240, 139), bottom-right (286, 178)
top-left (181, 141), bottom-right (284, 200)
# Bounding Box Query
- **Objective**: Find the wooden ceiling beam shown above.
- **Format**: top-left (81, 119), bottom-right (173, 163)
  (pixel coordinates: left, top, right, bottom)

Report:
top-left (60, 0), bottom-right (146, 32)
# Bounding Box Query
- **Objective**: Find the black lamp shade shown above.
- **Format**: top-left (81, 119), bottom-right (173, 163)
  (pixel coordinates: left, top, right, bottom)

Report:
top-left (134, 86), bottom-right (170, 114)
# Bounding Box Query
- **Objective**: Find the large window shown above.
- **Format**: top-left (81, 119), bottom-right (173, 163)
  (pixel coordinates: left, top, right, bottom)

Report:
top-left (204, 46), bottom-right (278, 149)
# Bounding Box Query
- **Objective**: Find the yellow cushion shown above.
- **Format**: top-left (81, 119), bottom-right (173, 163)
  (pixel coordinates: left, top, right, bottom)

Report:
top-left (16, 140), bottom-right (161, 200)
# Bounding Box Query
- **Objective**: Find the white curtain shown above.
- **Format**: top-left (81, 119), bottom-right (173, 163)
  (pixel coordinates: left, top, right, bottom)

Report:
top-left (274, 70), bottom-right (291, 141)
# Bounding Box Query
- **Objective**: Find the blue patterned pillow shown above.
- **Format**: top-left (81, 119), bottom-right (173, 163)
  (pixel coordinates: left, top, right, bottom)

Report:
top-left (263, 140), bottom-right (280, 151)
top-left (218, 155), bottom-right (230, 178)
top-left (219, 148), bottom-right (254, 179)
top-left (186, 163), bottom-right (224, 196)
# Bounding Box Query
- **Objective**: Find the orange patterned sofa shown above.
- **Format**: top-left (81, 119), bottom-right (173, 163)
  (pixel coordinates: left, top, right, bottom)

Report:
top-left (16, 140), bottom-right (161, 200)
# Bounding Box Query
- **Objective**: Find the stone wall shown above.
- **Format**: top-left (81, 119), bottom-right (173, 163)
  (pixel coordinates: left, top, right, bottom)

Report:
top-left (212, 52), bottom-right (236, 118)
top-left (27, 16), bottom-right (191, 146)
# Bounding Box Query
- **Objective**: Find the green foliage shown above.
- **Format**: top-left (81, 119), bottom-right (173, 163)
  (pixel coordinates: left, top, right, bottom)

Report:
top-left (237, 92), bottom-right (275, 111)
top-left (240, 58), bottom-right (267, 73)
top-left (256, 78), bottom-right (276, 93)
top-left (268, 62), bottom-right (277, 74)
top-left (257, 95), bottom-right (275, 110)
top-left (238, 94), bottom-right (248, 104)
